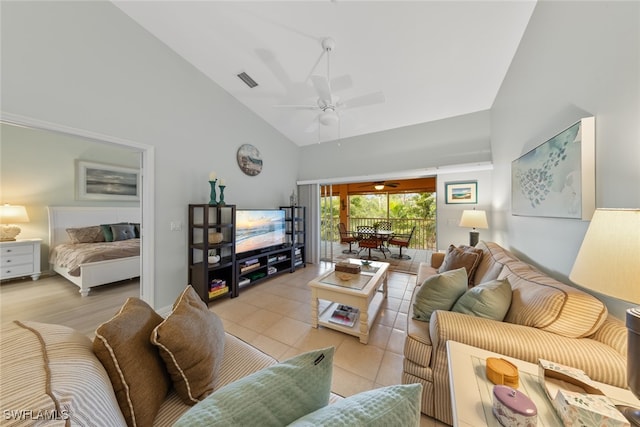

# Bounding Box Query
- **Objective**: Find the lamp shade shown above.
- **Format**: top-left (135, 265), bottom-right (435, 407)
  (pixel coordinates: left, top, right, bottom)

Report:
top-left (459, 210), bottom-right (488, 229)
top-left (569, 209), bottom-right (640, 304)
top-left (0, 205), bottom-right (29, 224)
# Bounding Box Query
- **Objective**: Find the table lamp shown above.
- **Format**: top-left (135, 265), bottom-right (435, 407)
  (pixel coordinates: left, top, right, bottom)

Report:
top-left (0, 204), bottom-right (30, 241)
top-left (569, 208), bottom-right (640, 426)
top-left (459, 209), bottom-right (488, 246)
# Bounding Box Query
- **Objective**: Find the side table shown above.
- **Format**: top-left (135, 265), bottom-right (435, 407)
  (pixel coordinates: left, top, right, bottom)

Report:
top-left (447, 340), bottom-right (640, 427)
top-left (0, 238), bottom-right (42, 281)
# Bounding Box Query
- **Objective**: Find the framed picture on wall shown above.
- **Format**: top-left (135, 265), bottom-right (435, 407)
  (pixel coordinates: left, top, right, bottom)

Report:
top-left (445, 181), bottom-right (478, 204)
top-left (511, 117), bottom-right (595, 219)
top-left (76, 160), bottom-right (140, 201)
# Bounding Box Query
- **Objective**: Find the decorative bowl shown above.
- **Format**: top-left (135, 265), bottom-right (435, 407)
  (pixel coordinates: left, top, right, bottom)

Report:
top-left (361, 260), bottom-right (372, 266)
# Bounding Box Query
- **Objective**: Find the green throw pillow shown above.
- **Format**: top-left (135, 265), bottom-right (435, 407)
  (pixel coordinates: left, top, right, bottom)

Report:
top-left (412, 267), bottom-right (468, 322)
top-left (174, 347), bottom-right (334, 427)
top-left (288, 383), bottom-right (422, 426)
top-left (451, 278), bottom-right (513, 321)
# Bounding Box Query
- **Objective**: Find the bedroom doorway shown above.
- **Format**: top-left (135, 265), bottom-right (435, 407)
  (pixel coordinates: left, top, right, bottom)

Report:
top-left (0, 115), bottom-right (155, 306)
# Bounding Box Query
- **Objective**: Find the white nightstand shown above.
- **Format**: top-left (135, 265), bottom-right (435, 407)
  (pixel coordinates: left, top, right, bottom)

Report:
top-left (0, 238), bottom-right (42, 281)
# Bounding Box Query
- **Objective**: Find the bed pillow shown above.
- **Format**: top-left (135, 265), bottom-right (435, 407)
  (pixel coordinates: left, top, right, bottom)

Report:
top-left (451, 278), bottom-right (513, 321)
top-left (93, 297), bottom-right (171, 427)
top-left (66, 225), bottom-right (105, 243)
top-left (174, 347), bottom-right (333, 427)
top-left (151, 285), bottom-right (226, 405)
top-left (413, 267), bottom-right (468, 322)
top-left (111, 223), bottom-right (136, 241)
top-left (288, 383), bottom-right (422, 426)
top-left (100, 222), bottom-right (128, 242)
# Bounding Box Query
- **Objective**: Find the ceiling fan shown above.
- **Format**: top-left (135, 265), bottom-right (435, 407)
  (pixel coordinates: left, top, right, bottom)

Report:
top-left (359, 181), bottom-right (400, 190)
top-left (275, 37), bottom-right (385, 127)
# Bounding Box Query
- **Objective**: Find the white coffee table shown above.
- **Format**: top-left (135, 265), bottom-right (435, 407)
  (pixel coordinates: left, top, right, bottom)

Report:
top-left (308, 259), bottom-right (388, 344)
top-left (447, 340), bottom-right (640, 427)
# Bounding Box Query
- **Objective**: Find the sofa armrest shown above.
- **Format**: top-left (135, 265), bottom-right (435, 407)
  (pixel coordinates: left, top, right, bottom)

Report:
top-left (429, 310), bottom-right (627, 388)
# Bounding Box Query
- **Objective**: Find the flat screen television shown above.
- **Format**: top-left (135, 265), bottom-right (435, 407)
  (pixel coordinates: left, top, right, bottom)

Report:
top-left (236, 209), bottom-right (286, 255)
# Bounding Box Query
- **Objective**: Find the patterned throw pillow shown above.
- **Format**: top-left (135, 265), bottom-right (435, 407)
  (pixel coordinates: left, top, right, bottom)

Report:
top-left (93, 298), bottom-right (171, 427)
top-left (151, 286), bottom-right (226, 405)
top-left (438, 244), bottom-right (482, 285)
top-left (451, 278), bottom-right (513, 321)
top-left (66, 225), bottom-right (104, 243)
top-left (174, 347), bottom-right (334, 427)
top-left (288, 384), bottom-right (422, 426)
top-left (413, 267), bottom-right (468, 322)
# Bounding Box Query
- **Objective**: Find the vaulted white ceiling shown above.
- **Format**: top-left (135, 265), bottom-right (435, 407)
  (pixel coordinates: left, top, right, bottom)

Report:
top-left (113, 1), bottom-right (536, 146)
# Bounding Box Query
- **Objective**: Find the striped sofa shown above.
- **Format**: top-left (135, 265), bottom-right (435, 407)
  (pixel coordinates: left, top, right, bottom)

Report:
top-left (0, 320), bottom-right (278, 426)
top-left (402, 241), bottom-right (628, 426)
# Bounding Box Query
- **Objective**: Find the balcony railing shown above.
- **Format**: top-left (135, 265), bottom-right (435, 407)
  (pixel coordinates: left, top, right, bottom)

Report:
top-left (323, 217), bottom-right (436, 250)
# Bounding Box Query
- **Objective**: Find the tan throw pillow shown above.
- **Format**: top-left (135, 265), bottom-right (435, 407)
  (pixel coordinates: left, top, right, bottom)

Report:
top-left (151, 285), bottom-right (226, 405)
top-left (438, 244), bottom-right (481, 286)
top-left (93, 298), bottom-right (171, 427)
top-left (66, 225), bottom-right (105, 243)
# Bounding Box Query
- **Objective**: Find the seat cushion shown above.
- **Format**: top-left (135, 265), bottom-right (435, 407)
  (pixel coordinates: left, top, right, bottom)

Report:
top-left (151, 285), bottom-right (225, 405)
top-left (1, 321), bottom-right (126, 426)
top-left (94, 297), bottom-right (171, 427)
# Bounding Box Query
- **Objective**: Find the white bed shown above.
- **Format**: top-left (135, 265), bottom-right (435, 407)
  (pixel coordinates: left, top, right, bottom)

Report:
top-left (48, 206), bottom-right (141, 296)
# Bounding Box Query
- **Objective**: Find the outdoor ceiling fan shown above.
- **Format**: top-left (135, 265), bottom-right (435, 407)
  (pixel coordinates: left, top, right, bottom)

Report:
top-left (360, 181), bottom-right (400, 190)
top-left (275, 37), bottom-right (385, 127)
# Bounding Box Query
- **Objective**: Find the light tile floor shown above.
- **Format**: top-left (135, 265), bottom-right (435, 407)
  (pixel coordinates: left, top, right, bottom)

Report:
top-left (211, 261), bottom-right (448, 427)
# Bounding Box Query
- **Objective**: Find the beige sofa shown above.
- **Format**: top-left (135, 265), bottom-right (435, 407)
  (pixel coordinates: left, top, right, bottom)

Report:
top-left (402, 241), bottom-right (628, 426)
top-left (0, 320), bottom-right (279, 426)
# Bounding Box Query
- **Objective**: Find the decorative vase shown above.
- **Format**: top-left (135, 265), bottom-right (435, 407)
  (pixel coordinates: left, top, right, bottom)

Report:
top-left (209, 180), bottom-right (218, 205)
top-left (218, 185), bottom-right (226, 206)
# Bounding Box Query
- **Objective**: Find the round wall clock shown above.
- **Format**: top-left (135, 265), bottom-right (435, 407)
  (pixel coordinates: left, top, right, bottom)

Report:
top-left (236, 144), bottom-right (263, 176)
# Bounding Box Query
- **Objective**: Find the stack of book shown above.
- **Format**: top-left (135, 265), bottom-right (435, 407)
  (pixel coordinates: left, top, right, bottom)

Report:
top-left (208, 279), bottom-right (228, 299)
top-left (240, 258), bottom-right (261, 274)
top-left (328, 305), bottom-right (359, 327)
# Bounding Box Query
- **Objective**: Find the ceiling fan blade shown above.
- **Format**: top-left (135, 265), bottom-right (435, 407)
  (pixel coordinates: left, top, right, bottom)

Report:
top-left (387, 183), bottom-right (400, 188)
top-left (341, 91), bottom-right (385, 109)
top-left (311, 75), bottom-right (333, 103)
top-left (330, 75), bottom-right (353, 92)
top-left (273, 104), bottom-right (318, 110)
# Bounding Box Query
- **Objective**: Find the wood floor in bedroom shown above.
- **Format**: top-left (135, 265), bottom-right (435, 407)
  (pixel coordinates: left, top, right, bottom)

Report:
top-left (0, 274), bottom-right (139, 336)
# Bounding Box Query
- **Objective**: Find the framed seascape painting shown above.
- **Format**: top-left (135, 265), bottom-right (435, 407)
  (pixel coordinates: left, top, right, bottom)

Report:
top-left (76, 160), bottom-right (140, 201)
top-left (511, 117), bottom-right (595, 220)
top-left (445, 181), bottom-right (478, 204)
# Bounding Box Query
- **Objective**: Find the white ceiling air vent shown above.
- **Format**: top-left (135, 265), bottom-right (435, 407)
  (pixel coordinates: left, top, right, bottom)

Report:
top-left (237, 72), bottom-right (258, 88)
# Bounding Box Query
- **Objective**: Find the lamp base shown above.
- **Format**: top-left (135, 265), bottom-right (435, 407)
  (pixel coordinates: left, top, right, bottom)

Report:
top-left (469, 230), bottom-right (479, 247)
top-left (0, 225), bottom-right (21, 241)
top-left (615, 405), bottom-right (640, 426)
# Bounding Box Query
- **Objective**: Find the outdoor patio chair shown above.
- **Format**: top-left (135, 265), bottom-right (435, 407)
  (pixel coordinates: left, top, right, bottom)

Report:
top-left (388, 225), bottom-right (416, 260)
top-left (338, 223), bottom-right (359, 254)
top-left (357, 226), bottom-right (385, 260)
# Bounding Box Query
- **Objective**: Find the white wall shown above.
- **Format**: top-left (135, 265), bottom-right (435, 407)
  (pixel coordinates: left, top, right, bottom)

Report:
top-left (297, 110), bottom-right (491, 181)
top-left (436, 169), bottom-right (493, 249)
top-left (491, 1), bottom-right (639, 318)
top-left (1, 1), bottom-right (299, 308)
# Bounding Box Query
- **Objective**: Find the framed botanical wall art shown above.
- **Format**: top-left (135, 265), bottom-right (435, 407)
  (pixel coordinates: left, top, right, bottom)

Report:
top-left (445, 181), bottom-right (478, 204)
top-left (511, 117), bottom-right (595, 219)
top-left (76, 160), bottom-right (140, 201)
